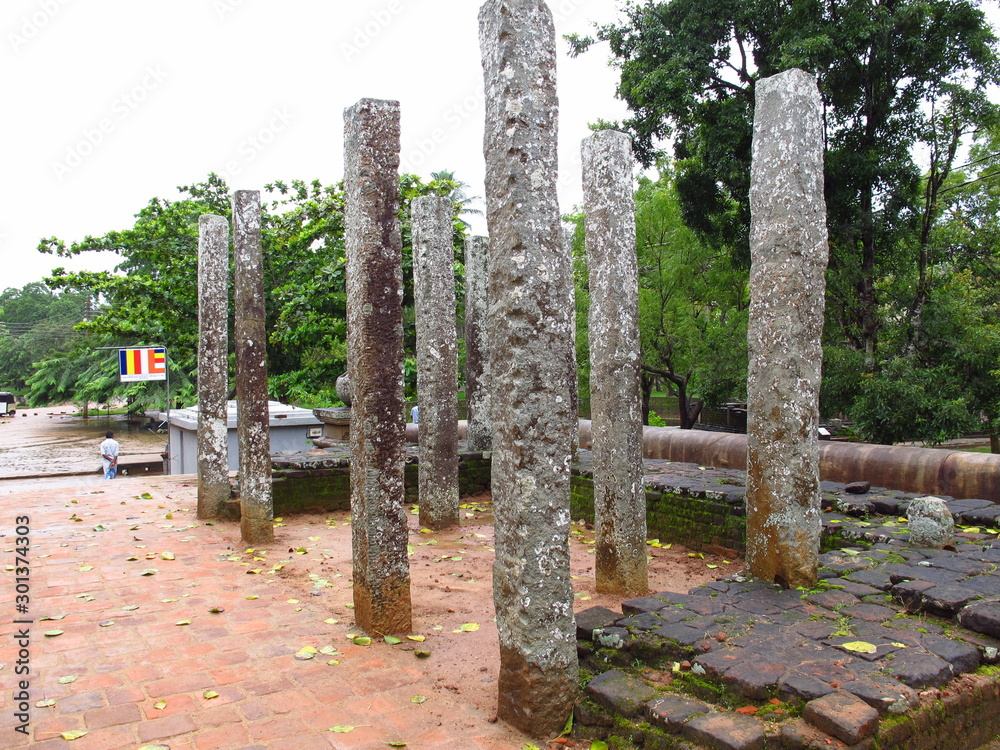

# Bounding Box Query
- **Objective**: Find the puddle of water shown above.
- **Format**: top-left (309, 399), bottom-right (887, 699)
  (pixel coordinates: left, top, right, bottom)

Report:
top-left (0, 409), bottom-right (167, 478)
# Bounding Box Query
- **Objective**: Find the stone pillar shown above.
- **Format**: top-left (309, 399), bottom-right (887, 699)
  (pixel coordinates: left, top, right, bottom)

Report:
top-left (746, 68), bottom-right (829, 589)
top-left (233, 190), bottom-right (273, 544)
top-left (196, 214), bottom-right (230, 519)
top-left (582, 130), bottom-right (647, 596)
top-left (344, 98), bottom-right (411, 635)
top-left (412, 195), bottom-right (460, 530)
top-left (562, 223), bottom-right (580, 460)
top-left (480, 0), bottom-right (578, 736)
top-left (463, 235), bottom-right (492, 453)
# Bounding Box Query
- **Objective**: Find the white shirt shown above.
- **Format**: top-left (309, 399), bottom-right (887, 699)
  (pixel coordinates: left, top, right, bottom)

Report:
top-left (101, 438), bottom-right (119, 467)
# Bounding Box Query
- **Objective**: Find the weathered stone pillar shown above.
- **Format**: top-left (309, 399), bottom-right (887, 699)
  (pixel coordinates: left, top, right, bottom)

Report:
top-left (562, 223), bottom-right (580, 460)
top-left (480, 0), bottom-right (578, 736)
top-left (344, 98), bottom-right (411, 635)
top-left (746, 69), bottom-right (828, 589)
top-left (197, 214), bottom-right (230, 519)
top-left (412, 195), bottom-right (460, 530)
top-left (463, 235), bottom-right (492, 453)
top-left (233, 190), bottom-right (273, 544)
top-left (582, 130), bottom-right (647, 596)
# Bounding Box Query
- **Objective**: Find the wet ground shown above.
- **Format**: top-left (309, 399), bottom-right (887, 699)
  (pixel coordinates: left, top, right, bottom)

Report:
top-left (0, 407), bottom-right (738, 749)
top-left (0, 406), bottom-right (166, 479)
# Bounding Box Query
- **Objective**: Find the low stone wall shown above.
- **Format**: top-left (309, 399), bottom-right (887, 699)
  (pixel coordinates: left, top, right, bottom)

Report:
top-left (571, 474), bottom-right (747, 558)
top-left (267, 453), bottom-right (492, 515)
top-left (874, 672), bottom-right (1000, 750)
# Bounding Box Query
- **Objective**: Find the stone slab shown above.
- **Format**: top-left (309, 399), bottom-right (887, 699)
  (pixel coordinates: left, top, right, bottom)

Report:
top-left (645, 694), bottom-right (711, 732)
top-left (887, 650), bottom-right (953, 688)
top-left (722, 660), bottom-right (787, 700)
top-left (682, 712), bottom-right (766, 750)
top-left (802, 690), bottom-right (879, 745)
top-left (778, 670), bottom-right (838, 702)
top-left (781, 718), bottom-right (874, 750)
top-left (840, 677), bottom-right (918, 715)
top-left (576, 606), bottom-right (622, 640)
top-left (586, 670), bottom-right (656, 718)
top-left (920, 634), bottom-right (981, 674)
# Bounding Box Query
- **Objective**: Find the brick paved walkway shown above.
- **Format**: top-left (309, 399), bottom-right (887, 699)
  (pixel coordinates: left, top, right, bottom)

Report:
top-left (0, 474), bottom-right (528, 750)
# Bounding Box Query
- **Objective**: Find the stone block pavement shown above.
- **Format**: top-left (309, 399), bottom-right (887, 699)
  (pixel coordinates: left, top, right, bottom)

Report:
top-left (8, 450), bottom-right (1000, 749)
top-left (577, 495), bottom-right (1000, 749)
top-left (0, 474), bottom-right (527, 750)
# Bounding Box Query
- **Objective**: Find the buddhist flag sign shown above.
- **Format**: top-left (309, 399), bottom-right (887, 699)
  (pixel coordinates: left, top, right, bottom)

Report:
top-left (119, 347), bottom-right (167, 382)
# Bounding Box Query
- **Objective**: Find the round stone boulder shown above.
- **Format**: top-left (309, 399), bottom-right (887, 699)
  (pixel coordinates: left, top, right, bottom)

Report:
top-left (906, 496), bottom-right (954, 548)
top-left (335, 373), bottom-right (352, 407)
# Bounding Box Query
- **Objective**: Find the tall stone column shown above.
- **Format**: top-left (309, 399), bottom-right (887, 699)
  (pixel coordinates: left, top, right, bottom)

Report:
top-left (582, 130), bottom-right (647, 596)
top-left (197, 214), bottom-right (230, 519)
top-left (412, 195), bottom-right (460, 530)
top-left (480, 0), bottom-right (577, 736)
top-left (562, 223), bottom-right (580, 460)
top-left (463, 235), bottom-right (492, 453)
top-left (746, 68), bottom-right (829, 589)
top-left (344, 98), bottom-right (411, 635)
top-left (233, 190), bottom-right (273, 544)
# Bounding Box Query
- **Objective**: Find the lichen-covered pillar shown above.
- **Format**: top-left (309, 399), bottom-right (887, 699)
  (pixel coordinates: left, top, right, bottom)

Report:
top-left (344, 98), bottom-right (411, 635)
top-left (562, 223), bottom-right (580, 461)
top-left (746, 68), bottom-right (829, 589)
top-left (233, 190), bottom-right (273, 544)
top-left (412, 195), bottom-right (460, 530)
top-left (464, 235), bottom-right (492, 453)
top-left (582, 130), bottom-right (647, 596)
top-left (196, 214), bottom-right (230, 519)
top-left (480, 0), bottom-right (578, 736)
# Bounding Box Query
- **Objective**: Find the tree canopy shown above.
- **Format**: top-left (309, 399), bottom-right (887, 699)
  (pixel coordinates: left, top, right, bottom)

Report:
top-left (28, 172), bottom-right (469, 412)
top-left (570, 0), bottom-right (1000, 450)
top-left (569, 0), bottom-right (999, 360)
top-left (0, 283), bottom-right (91, 392)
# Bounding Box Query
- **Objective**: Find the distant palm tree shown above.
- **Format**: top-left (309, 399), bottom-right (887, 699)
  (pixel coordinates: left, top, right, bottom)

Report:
top-left (430, 169), bottom-right (483, 228)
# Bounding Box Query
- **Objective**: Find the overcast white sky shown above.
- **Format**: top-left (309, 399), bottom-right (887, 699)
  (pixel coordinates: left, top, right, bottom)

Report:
top-left (6, 1), bottom-right (999, 293)
top-left (1, 0), bottom-right (632, 290)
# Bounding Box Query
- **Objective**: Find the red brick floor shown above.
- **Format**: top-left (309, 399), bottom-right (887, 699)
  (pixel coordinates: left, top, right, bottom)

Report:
top-left (0, 475), bottom-right (529, 749)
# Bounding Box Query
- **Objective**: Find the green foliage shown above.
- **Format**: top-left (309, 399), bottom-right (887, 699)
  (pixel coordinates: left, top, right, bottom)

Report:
top-left (850, 358), bottom-right (977, 445)
top-left (633, 164), bottom-right (749, 425)
top-left (574, 0), bottom-right (1000, 448)
top-left (0, 283), bottom-right (91, 391)
top-left (647, 411), bottom-right (667, 427)
top-left (29, 171), bottom-right (470, 410)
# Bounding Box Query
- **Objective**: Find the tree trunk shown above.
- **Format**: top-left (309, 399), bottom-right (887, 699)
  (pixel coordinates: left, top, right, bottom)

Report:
top-left (991, 431), bottom-right (999, 455)
top-left (640, 372), bottom-right (653, 426)
top-left (676, 380), bottom-right (696, 429)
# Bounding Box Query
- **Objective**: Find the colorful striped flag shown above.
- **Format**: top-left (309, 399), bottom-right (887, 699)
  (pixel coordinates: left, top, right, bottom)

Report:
top-left (119, 347), bottom-right (167, 382)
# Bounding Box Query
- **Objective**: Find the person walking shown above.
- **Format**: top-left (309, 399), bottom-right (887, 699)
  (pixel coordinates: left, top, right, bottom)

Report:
top-left (100, 431), bottom-right (120, 479)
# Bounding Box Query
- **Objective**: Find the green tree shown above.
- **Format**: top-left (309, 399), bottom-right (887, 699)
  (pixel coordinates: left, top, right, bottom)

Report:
top-left (569, 0), bottom-right (999, 366)
top-left (0, 283), bottom-right (91, 391)
top-left (32, 172), bottom-right (470, 410)
top-left (570, 163), bottom-right (749, 427)
top-left (632, 164), bottom-right (749, 427)
top-left (849, 358), bottom-right (977, 445)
